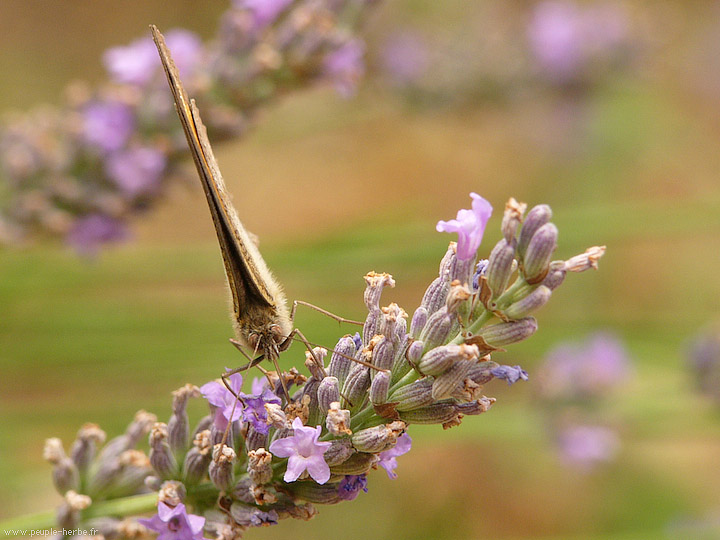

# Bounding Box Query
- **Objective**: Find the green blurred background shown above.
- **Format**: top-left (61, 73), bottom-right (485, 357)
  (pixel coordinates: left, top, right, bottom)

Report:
top-left (2, 1), bottom-right (720, 539)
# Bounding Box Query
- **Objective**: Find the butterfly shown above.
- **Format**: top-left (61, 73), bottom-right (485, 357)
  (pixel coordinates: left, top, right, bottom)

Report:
top-left (150, 25), bottom-right (293, 396)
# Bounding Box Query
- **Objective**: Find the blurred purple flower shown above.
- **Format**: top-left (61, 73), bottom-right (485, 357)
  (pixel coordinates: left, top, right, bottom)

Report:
top-left (104, 30), bottom-right (202, 87)
top-left (527, 1), bottom-right (629, 82)
top-left (687, 327), bottom-right (720, 401)
top-left (138, 502), bottom-right (206, 540)
top-left (436, 192), bottom-right (493, 261)
top-left (82, 101), bottom-right (135, 153)
top-left (239, 377), bottom-right (281, 435)
top-left (337, 474), bottom-right (368, 501)
top-left (491, 364), bottom-right (529, 386)
top-left (235, 0), bottom-right (293, 31)
top-left (377, 432), bottom-right (411, 479)
top-left (381, 32), bottom-right (429, 85)
top-left (539, 332), bottom-right (631, 400)
top-left (105, 145), bottom-right (166, 197)
top-left (200, 372), bottom-right (245, 431)
top-left (66, 214), bottom-right (129, 256)
top-left (556, 424), bottom-right (619, 468)
top-left (268, 417), bottom-right (331, 484)
top-left (323, 39), bottom-right (365, 97)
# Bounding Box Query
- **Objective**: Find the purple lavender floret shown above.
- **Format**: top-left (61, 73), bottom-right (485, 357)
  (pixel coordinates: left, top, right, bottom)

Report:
top-left (377, 433), bottom-right (412, 479)
top-left (490, 365), bottom-right (529, 386)
top-left (138, 502), bottom-right (206, 540)
top-left (436, 192), bottom-right (493, 261)
top-left (199, 372), bottom-right (244, 430)
top-left (338, 475), bottom-right (369, 501)
top-left (239, 377), bottom-right (281, 435)
top-left (268, 417), bottom-right (331, 484)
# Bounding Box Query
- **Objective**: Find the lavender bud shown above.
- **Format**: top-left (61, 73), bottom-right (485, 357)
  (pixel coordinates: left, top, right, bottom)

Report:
top-left (324, 439), bottom-right (354, 467)
top-left (329, 451), bottom-right (377, 475)
top-left (246, 426), bottom-right (269, 452)
top-left (446, 281), bottom-right (472, 314)
top-left (43, 438), bottom-right (79, 494)
top-left (57, 490), bottom-right (91, 530)
top-left (326, 402), bottom-right (352, 436)
top-left (477, 317), bottom-right (538, 347)
top-left (421, 277), bottom-right (450, 315)
top-left (371, 335), bottom-right (394, 372)
top-left (518, 204), bottom-right (552, 260)
top-left (432, 359), bottom-right (477, 401)
top-left (378, 303), bottom-right (405, 341)
top-left (145, 475), bottom-right (162, 491)
top-left (317, 376), bottom-right (341, 413)
top-left (168, 384), bottom-right (200, 455)
top-left (391, 339), bottom-right (414, 380)
top-left (410, 306), bottom-right (429, 339)
top-left (406, 340), bottom-right (424, 366)
top-left (399, 403), bottom-right (459, 425)
top-left (328, 335), bottom-right (356, 385)
top-left (466, 360), bottom-right (499, 385)
top-left (542, 261), bottom-right (567, 290)
top-left (158, 480), bottom-right (186, 506)
top-left (209, 444), bottom-right (236, 491)
top-left (394, 311), bottom-right (408, 344)
top-left (419, 307), bottom-right (455, 350)
top-left (229, 503), bottom-right (279, 527)
top-left (362, 310), bottom-right (379, 348)
top-left (342, 364), bottom-right (370, 408)
top-left (456, 397), bottom-right (496, 415)
top-left (438, 243), bottom-right (456, 279)
top-left (363, 272), bottom-right (395, 310)
top-left (370, 370), bottom-right (391, 404)
top-left (69, 423), bottom-right (106, 473)
top-left (351, 421), bottom-right (406, 453)
top-left (305, 347), bottom-right (328, 380)
top-left (288, 482), bottom-right (342, 504)
top-left (485, 238), bottom-right (517, 297)
top-left (565, 245), bottom-right (606, 272)
top-left (504, 285), bottom-right (552, 319)
top-left (419, 343), bottom-right (479, 377)
top-left (191, 415), bottom-right (213, 440)
top-left (389, 377), bottom-right (434, 411)
top-left (302, 378), bottom-right (322, 428)
top-left (450, 254), bottom-right (475, 286)
top-left (265, 403), bottom-right (289, 430)
top-left (523, 223), bottom-right (558, 284)
top-left (501, 198), bottom-right (527, 242)
top-left (183, 436), bottom-right (212, 485)
top-left (149, 423), bottom-right (178, 480)
top-left (247, 448), bottom-right (273, 485)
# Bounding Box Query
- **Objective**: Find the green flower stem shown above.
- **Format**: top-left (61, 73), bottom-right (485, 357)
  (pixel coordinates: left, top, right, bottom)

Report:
top-left (451, 309), bottom-right (493, 345)
top-left (0, 509), bottom-right (58, 533)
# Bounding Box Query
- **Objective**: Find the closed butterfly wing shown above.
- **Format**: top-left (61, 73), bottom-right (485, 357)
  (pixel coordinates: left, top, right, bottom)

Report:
top-left (151, 26), bottom-right (291, 352)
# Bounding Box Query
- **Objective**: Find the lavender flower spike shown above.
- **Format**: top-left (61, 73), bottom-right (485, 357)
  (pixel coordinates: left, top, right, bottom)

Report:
top-left (138, 502), bottom-right (205, 540)
top-left (268, 417), bottom-right (332, 484)
top-left (436, 193), bottom-right (493, 261)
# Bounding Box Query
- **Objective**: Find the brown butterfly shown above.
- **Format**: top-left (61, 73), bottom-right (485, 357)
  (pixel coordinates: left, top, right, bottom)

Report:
top-left (150, 25), bottom-right (293, 395)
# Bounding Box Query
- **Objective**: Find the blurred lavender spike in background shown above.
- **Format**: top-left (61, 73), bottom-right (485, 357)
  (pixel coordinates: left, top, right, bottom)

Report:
top-left (0, 0), bottom-right (376, 254)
